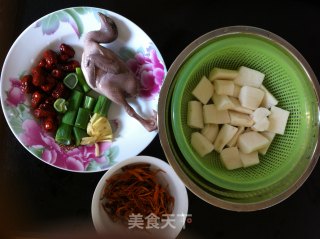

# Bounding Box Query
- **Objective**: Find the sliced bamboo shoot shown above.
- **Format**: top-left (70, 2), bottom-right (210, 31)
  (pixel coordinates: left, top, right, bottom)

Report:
top-left (214, 124), bottom-right (238, 153)
top-left (201, 124), bottom-right (219, 143)
top-left (212, 94), bottom-right (234, 110)
top-left (191, 132), bottom-right (214, 157)
top-left (239, 86), bottom-right (265, 110)
top-left (187, 101), bottom-right (204, 129)
top-left (227, 126), bottom-right (245, 147)
top-left (192, 75), bottom-right (214, 104)
top-left (229, 97), bottom-right (253, 115)
top-left (214, 80), bottom-right (235, 96)
top-left (229, 111), bottom-right (254, 127)
top-left (258, 131), bottom-right (276, 155)
top-left (239, 151), bottom-right (260, 168)
top-left (268, 106), bottom-right (290, 135)
top-left (220, 147), bottom-right (243, 170)
top-left (237, 131), bottom-right (269, 154)
top-left (260, 85), bottom-right (278, 108)
top-left (209, 67), bottom-right (238, 81)
top-left (203, 104), bottom-right (230, 124)
top-left (234, 66), bottom-right (265, 87)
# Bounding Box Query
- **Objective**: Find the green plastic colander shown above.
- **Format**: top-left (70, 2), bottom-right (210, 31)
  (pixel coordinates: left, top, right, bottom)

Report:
top-left (170, 26), bottom-right (320, 192)
top-left (162, 70), bottom-right (316, 210)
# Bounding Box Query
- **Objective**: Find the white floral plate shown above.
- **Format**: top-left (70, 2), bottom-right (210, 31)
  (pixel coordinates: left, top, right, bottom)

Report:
top-left (0, 7), bottom-right (166, 172)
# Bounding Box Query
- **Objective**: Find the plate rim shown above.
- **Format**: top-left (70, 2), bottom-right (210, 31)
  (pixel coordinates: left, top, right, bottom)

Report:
top-left (0, 6), bottom-right (167, 173)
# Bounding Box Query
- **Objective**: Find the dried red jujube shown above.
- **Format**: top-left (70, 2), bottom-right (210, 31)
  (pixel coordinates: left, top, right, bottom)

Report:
top-left (43, 50), bottom-right (58, 69)
top-left (60, 43), bottom-right (75, 58)
top-left (43, 117), bottom-right (57, 132)
top-left (20, 75), bottom-right (34, 93)
top-left (31, 91), bottom-right (44, 109)
top-left (31, 66), bottom-right (46, 87)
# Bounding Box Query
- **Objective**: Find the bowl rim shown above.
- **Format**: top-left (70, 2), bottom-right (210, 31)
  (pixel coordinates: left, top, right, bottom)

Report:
top-left (91, 155), bottom-right (189, 237)
top-left (158, 25), bottom-right (320, 211)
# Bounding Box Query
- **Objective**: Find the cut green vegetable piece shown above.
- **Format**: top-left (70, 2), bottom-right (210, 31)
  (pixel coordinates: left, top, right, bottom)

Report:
top-left (73, 83), bottom-right (84, 92)
top-left (86, 90), bottom-right (99, 98)
top-left (94, 95), bottom-right (111, 116)
top-left (55, 123), bottom-right (73, 145)
top-left (62, 90), bottom-right (84, 125)
top-left (62, 111), bottom-right (77, 126)
top-left (76, 67), bottom-right (91, 93)
top-left (53, 98), bottom-right (68, 113)
top-left (75, 108), bottom-right (91, 129)
top-left (63, 73), bottom-right (78, 89)
top-left (83, 95), bottom-right (96, 111)
top-left (73, 127), bottom-right (88, 146)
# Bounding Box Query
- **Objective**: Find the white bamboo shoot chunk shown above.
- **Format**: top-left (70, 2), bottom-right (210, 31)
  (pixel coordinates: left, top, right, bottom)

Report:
top-left (214, 80), bottom-right (235, 96)
top-left (220, 147), bottom-right (243, 170)
top-left (229, 97), bottom-right (253, 114)
top-left (260, 85), bottom-right (278, 108)
top-left (258, 131), bottom-right (276, 155)
top-left (187, 101), bottom-right (204, 129)
top-left (227, 126), bottom-right (245, 147)
top-left (251, 107), bottom-right (271, 122)
top-left (251, 107), bottom-right (271, 131)
top-left (234, 66), bottom-right (265, 87)
top-left (209, 67), bottom-right (238, 81)
top-left (239, 151), bottom-right (260, 168)
top-left (237, 131), bottom-right (269, 154)
top-left (191, 132), bottom-right (214, 157)
top-left (214, 124), bottom-right (238, 153)
top-left (268, 106), bottom-right (290, 135)
top-left (201, 124), bottom-right (219, 143)
top-left (203, 104), bottom-right (230, 124)
top-left (233, 85), bottom-right (241, 98)
top-left (192, 76), bottom-right (214, 104)
top-left (251, 117), bottom-right (270, 132)
top-left (239, 86), bottom-right (265, 110)
top-left (212, 94), bottom-right (234, 110)
top-left (229, 111), bottom-right (254, 127)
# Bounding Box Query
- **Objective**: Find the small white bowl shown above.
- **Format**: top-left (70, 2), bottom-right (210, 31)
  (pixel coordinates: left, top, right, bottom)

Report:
top-left (91, 155), bottom-right (189, 238)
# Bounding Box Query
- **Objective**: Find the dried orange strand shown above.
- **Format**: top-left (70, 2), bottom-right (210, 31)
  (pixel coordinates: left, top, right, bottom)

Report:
top-left (101, 163), bottom-right (175, 224)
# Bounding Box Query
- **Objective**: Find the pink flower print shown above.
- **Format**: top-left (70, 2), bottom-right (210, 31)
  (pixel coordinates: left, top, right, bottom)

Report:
top-left (140, 70), bottom-right (157, 94)
top-left (127, 49), bottom-right (165, 99)
top-left (20, 119), bottom-right (45, 146)
top-left (19, 118), bottom-right (115, 171)
top-left (6, 79), bottom-right (26, 107)
top-left (42, 148), bottom-right (58, 165)
top-left (65, 142), bottom-right (112, 170)
top-left (65, 146), bottom-right (93, 171)
top-left (19, 119), bottom-right (65, 167)
top-left (65, 156), bottom-right (85, 171)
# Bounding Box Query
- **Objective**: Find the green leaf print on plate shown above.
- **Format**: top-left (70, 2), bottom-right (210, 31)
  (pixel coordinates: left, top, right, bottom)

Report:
top-left (104, 146), bottom-right (120, 167)
top-left (35, 8), bottom-right (90, 38)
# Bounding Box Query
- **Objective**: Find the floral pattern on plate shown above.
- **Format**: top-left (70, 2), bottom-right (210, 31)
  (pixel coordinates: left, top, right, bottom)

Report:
top-left (121, 46), bottom-right (165, 99)
top-left (1, 7), bottom-right (166, 172)
top-left (4, 78), bottom-right (120, 171)
top-left (35, 7), bottom-right (92, 38)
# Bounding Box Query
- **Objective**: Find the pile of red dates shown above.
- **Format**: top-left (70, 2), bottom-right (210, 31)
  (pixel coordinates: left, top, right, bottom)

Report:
top-left (20, 43), bottom-right (79, 132)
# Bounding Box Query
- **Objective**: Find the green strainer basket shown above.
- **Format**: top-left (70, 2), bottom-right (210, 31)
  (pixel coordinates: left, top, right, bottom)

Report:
top-left (170, 26), bottom-right (320, 192)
